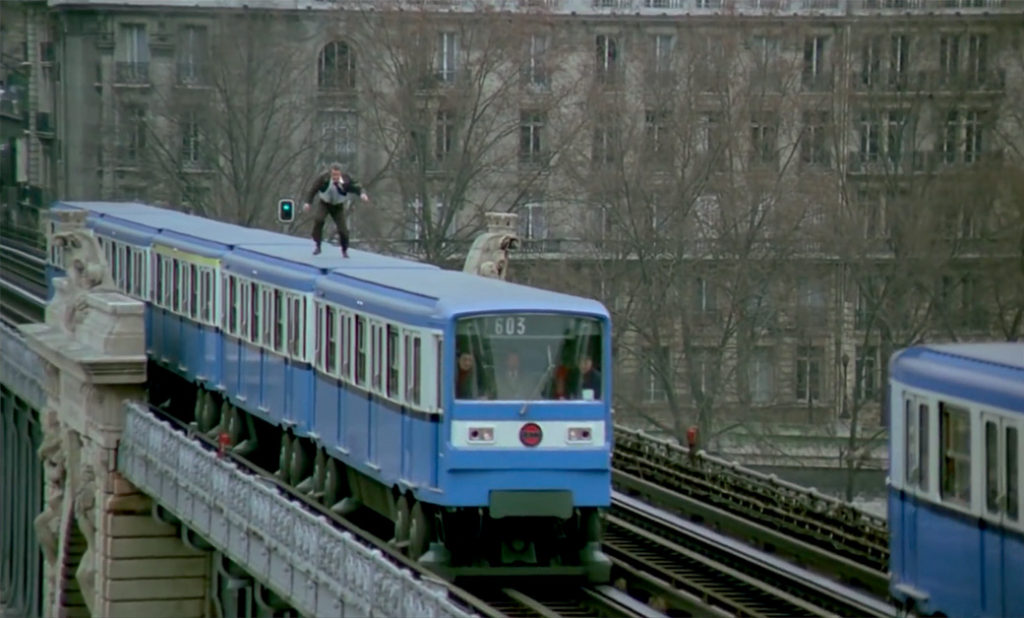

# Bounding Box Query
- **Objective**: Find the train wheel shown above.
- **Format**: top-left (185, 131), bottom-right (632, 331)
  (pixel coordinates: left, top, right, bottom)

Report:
top-left (323, 458), bottom-right (346, 510)
top-left (288, 438), bottom-right (311, 486)
top-left (276, 434), bottom-right (293, 482)
top-left (297, 448), bottom-right (327, 497)
top-left (393, 496), bottom-right (411, 546)
top-left (408, 502), bottom-right (431, 561)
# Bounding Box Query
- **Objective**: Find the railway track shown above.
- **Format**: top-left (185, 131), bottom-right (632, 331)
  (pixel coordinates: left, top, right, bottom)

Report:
top-left (607, 493), bottom-right (894, 618)
top-left (471, 585), bottom-right (662, 618)
top-left (612, 426), bottom-right (890, 597)
top-left (0, 240), bottom-right (47, 325)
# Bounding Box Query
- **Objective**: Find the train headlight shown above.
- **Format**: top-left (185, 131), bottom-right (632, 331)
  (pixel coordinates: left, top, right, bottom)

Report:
top-left (567, 426), bottom-right (593, 443)
top-left (468, 426), bottom-right (494, 443)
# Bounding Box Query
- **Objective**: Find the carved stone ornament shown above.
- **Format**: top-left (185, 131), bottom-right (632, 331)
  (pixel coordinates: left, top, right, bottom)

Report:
top-left (47, 220), bottom-right (118, 335)
top-left (73, 463), bottom-right (99, 612)
top-left (34, 410), bottom-right (67, 567)
top-left (463, 212), bottom-right (520, 281)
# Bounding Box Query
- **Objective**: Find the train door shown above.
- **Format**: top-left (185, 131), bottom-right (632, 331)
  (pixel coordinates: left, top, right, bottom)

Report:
top-left (981, 412), bottom-right (1021, 616)
top-left (900, 394), bottom-right (930, 589)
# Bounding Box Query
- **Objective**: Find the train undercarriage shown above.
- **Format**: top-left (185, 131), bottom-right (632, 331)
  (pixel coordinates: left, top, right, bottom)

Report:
top-left (146, 362), bottom-right (611, 583)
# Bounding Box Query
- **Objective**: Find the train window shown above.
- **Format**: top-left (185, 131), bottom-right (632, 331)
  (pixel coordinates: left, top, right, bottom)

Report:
top-left (189, 265), bottom-right (199, 319)
top-left (905, 399), bottom-right (918, 488)
top-left (326, 307), bottom-right (337, 374)
top-left (339, 313), bottom-right (351, 380)
top-left (133, 250), bottom-right (144, 297)
top-left (201, 270), bottom-right (212, 324)
top-left (940, 402), bottom-right (971, 506)
top-left (314, 304), bottom-right (323, 369)
top-left (272, 290), bottom-right (283, 353)
top-left (1008, 426), bottom-right (1019, 521)
top-left (986, 421), bottom-right (999, 513)
top-left (264, 288), bottom-right (276, 347)
top-left (355, 316), bottom-right (367, 386)
top-left (405, 335), bottom-right (422, 406)
top-left (181, 263), bottom-right (192, 316)
top-left (387, 325), bottom-right (399, 398)
top-left (227, 276), bottom-right (238, 334)
top-left (154, 256), bottom-right (163, 306)
top-left (248, 282), bottom-right (259, 343)
top-left (163, 259), bottom-right (174, 308)
top-left (454, 313), bottom-right (604, 401)
top-left (919, 403), bottom-right (930, 491)
top-left (171, 260), bottom-right (181, 313)
top-left (371, 324), bottom-right (383, 392)
top-left (435, 335), bottom-right (443, 410)
top-left (287, 296), bottom-right (302, 359)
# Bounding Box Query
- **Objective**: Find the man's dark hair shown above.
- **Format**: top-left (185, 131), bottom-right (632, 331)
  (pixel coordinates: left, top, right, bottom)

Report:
top-left (329, 162), bottom-right (343, 173)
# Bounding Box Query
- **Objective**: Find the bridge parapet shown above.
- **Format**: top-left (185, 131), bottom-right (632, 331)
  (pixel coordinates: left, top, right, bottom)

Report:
top-left (118, 401), bottom-right (477, 618)
top-left (16, 211), bottom-right (212, 617)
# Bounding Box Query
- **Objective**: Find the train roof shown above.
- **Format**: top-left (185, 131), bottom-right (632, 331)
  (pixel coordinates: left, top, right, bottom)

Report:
top-left (240, 243), bottom-right (440, 271)
top-left (325, 267), bottom-right (610, 318)
top-left (891, 343), bottom-right (1024, 413)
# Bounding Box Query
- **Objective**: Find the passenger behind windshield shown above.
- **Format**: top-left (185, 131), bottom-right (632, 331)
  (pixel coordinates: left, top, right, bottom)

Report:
top-left (454, 314), bottom-right (603, 401)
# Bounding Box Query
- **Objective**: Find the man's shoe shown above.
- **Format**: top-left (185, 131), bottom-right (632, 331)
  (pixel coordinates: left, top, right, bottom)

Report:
top-left (313, 245), bottom-right (322, 255)
top-left (342, 249), bottom-right (349, 258)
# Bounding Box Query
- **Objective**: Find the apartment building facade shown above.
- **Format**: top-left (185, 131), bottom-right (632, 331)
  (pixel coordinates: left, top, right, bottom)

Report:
top-left (21, 0), bottom-right (1024, 443)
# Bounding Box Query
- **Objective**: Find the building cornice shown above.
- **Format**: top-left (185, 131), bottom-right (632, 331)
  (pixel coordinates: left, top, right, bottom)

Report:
top-left (44, 0), bottom-right (1024, 18)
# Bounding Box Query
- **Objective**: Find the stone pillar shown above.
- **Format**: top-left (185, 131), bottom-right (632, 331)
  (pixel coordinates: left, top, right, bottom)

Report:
top-left (21, 221), bottom-right (210, 617)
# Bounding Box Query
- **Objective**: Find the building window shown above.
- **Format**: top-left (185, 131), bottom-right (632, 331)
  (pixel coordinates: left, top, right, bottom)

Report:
top-left (436, 32), bottom-right (458, 84)
top-left (939, 34), bottom-right (960, 83)
top-left (749, 112), bottom-right (778, 166)
top-left (434, 110), bottom-right (455, 164)
top-left (797, 276), bottom-right (826, 325)
top-left (644, 110), bottom-right (670, 159)
top-left (181, 110), bottom-right (203, 170)
top-left (693, 276), bottom-right (716, 318)
top-left (523, 34), bottom-right (549, 90)
top-left (795, 345), bottom-right (823, 403)
top-left (595, 34), bottom-right (619, 84)
top-left (967, 33), bottom-right (988, 85)
top-left (117, 104), bottom-right (147, 165)
top-left (944, 109), bottom-right (986, 164)
top-left (591, 121), bottom-right (619, 168)
top-left (318, 41), bottom-right (355, 90)
top-left (747, 347), bottom-right (774, 404)
top-left (858, 112), bottom-right (880, 163)
top-left (889, 34), bottom-right (909, 87)
top-left (855, 346), bottom-right (879, 402)
top-left (519, 202), bottom-right (548, 241)
top-left (318, 111), bottom-right (357, 168)
top-left (652, 33), bottom-right (674, 76)
top-left (802, 35), bottom-right (829, 90)
top-left (640, 345), bottom-right (669, 403)
top-left (116, 23), bottom-right (149, 84)
top-left (860, 36), bottom-right (881, 87)
top-left (800, 111), bottom-right (830, 168)
top-left (177, 25), bottom-right (207, 85)
top-left (519, 111), bottom-right (546, 167)
top-left (690, 347), bottom-right (716, 402)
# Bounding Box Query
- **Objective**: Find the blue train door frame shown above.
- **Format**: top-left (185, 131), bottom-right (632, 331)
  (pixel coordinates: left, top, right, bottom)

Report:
top-left (981, 412), bottom-right (1019, 616)
top-left (901, 393), bottom-right (926, 589)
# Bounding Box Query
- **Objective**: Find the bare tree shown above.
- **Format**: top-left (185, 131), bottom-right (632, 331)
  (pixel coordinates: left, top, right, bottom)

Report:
top-left (342, 3), bottom-right (583, 264)
top-left (129, 13), bottom-right (316, 226)
top-left (553, 24), bottom-right (820, 446)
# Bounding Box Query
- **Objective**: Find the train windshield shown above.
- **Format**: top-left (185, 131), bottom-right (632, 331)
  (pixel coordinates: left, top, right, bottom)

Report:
top-left (454, 313), bottom-right (603, 401)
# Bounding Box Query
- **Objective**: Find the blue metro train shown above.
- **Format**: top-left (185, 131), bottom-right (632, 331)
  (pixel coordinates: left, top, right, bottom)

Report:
top-left (888, 343), bottom-right (1024, 617)
top-left (46, 201), bottom-right (613, 581)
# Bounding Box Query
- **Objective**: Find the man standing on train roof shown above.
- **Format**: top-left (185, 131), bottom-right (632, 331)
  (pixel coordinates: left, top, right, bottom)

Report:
top-left (302, 162), bottom-right (370, 258)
